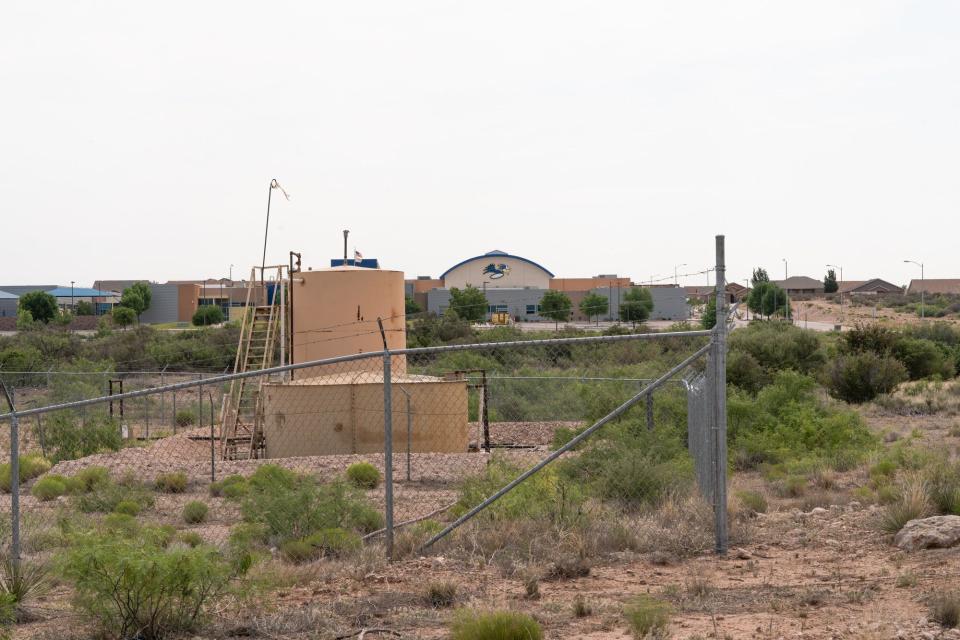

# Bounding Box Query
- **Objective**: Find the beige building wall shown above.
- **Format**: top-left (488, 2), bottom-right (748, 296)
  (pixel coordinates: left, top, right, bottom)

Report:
top-left (291, 267), bottom-right (406, 377)
top-left (261, 374), bottom-right (468, 457)
top-left (443, 255), bottom-right (551, 290)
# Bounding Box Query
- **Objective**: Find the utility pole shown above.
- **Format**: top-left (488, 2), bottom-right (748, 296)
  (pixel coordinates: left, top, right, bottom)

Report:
top-left (343, 230), bottom-right (349, 265)
top-left (782, 259), bottom-right (789, 322)
top-left (70, 281), bottom-right (75, 312)
top-left (674, 263), bottom-right (687, 286)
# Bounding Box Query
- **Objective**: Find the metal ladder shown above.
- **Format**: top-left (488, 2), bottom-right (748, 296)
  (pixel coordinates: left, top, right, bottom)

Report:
top-left (219, 267), bottom-right (285, 459)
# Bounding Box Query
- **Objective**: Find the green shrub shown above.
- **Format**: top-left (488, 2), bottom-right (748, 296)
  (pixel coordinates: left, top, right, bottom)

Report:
top-left (824, 352), bottom-right (908, 403)
top-left (177, 531), bottom-right (203, 548)
top-left (174, 410), bottom-right (196, 428)
top-left (624, 595), bottom-right (672, 638)
top-left (210, 475), bottom-right (248, 498)
top-left (736, 490), bottom-right (768, 514)
top-left (727, 350), bottom-right (766, 394)
top-left (103, 513), bottom-right (141, 537)
top-left (893, 338), bottom-right (954, 380)
top-left (450, 610), bottom-right (543, 640)
top-left (31, 476), bottom-right (68, 502)
top-left (113, 500), bottom-right (141, 516)
top-left (303, 527), bottom-right (361, 557)
top-left (76, 478), bottom-right (154, 514)
top-left (345, 462), bottom-right (380, 489)
top-left (182, 501), bottom-right (209, 524)
top-left (73, 467), bottom-right (110, 492)
top-left (0, 455), bottom-right (52, 493)
top-left (457, 457), bottom-right (584, 523)
top-left (59, 529), bottom-right (231, 639)
top-left (43, 414), bottom-right (121, 463)
top-left (192, 305), bottom-right (224, 327)
top-left (280, 539), bottom-right (316, 564)
top-left (729, 322), bottom-right (825, 376)
top-left (240, 465), bottom-right (383, 544)
top-left (154, 472), bottom-right (188, 494)
top-left (930, 592), bottom-right (960, 628)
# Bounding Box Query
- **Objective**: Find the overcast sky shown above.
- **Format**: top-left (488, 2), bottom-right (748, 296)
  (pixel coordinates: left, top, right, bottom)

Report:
top-left (2, 1), bottom-right (958, 289)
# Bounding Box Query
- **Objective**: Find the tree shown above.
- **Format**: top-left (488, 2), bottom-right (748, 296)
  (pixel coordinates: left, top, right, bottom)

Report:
top-left (192, 305), bottom-right (224, 326)
top-left (579, 292), bottom-right (608, 325)
top-left (111, 306), bottom-right (136, 329)
top-left (16, 309), bottom-right (36, 331)
top-left (448, 285), bottom-right (487, 323)
top-left (824, 269), bottom-right (838, 294)
top-left (619, 287), bottom-right (654, 328)
top-left (539, 290), bottom-right (573, 330)
top-left (761, 283), bottom-right (789, 318)
top-left (119, 281), bottom-right (152, 322)
top-left (19, 291), bottom-right (58, 323)
top-left (751, 268), bottom-right (770, 286)
top-left (75, 300), bottom-right (95, 316)
top-left (405, 296), bottom-right (422, 316)
top-left (747, 282), bottom-right (771, 317)
top-left (701, 296), bottom-right (717, 330)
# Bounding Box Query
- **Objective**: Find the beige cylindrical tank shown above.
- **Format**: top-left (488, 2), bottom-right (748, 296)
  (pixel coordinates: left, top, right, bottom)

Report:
top-left (292, 266), bottom-right (406, 377)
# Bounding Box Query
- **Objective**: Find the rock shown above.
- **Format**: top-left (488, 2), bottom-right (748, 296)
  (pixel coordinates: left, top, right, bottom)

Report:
top-left (848, 501), bottom-right (862, 510)
top-left (734, 548), bottom-right (751, 559)
top-left (809, 507), bottom-right (828, 515)
top-left (894, 515), bottom-right (960, 551)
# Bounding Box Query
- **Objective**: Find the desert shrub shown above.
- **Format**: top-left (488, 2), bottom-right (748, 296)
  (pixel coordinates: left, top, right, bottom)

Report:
top-left (823, 352), bottom-right (908, 404)
top-left (154, 472), bottom-right (188, 494)
top-left (0, 558), bottom-right (53, 623)
top-left (726, 350), bottom-right (766, 394)
top-left (345, 462), bottom-right (380, 489)
top-left (624, 595), bottom-right (672, 638)
top-left (931, 592), bottom-right (960, 628)
top-left (736, 490), bottom-right (768, 515)
top-left (174, 410), bottom-right (196, 428)
top-left (0, 454), bottom-right (51, 493)
top-left (59, 529), bottom-right (231, 639)
top-left (182, 501), bottom-right (209, 524)
top-left (729, 322), bottom-right (825, 376)
top-left (210, 475), bottom-right (248, 498)
top-left (103, 513), bottom-right (142, 537)
top-left (450, 610), bottom-right (543, 640)
top-left (728, 372), bottom-right (876, 470)
top-left (73, 466), bottom-right (111, 492)
top-left (893, 338), bottom-right (954, 380)
top-left (925, 459), bottom-right (960, 515)
top-left (880, 475), bottom-right (932, 533)
top-left (42, 414), bottom-right (121, 463)
top-left (303, 527), bottom-right (362, 557)
top-left (76, 478), bottom-right (154, 514)
top-left (177, 531), bottom-right (203, 548)
top-left (426, 581), bottom-right (458, 608)
top-left (240, 465), bottom-right (382, 544)
top-left (279, 539), bottom-right (316, 564)
top-left (456, 457), bottom-right (584, 523)
top-left (840, 323), bottom-right (899, 356)
top-left (113, 500), bottom-right (141, 516)
top-left (31, 475), bottom-right (67, 502)
top-left (573, 595), bottom-right (592, 617)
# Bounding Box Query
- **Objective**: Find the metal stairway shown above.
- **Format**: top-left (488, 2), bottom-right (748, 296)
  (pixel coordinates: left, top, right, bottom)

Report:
top-left (220, 268), bottom-right (285, 459)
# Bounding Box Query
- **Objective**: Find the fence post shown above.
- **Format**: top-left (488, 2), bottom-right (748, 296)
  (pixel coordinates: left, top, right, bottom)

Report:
top-left (7, 388), bottom-right (20, 569)
top-left (713, 235), bottom-right (729, 555)
top-left (383, 351), bottom-right (394, 561)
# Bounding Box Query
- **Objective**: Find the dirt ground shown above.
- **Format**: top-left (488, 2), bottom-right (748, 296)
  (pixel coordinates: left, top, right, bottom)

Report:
top-left (10, 411), bottom-right (960, 639)
top-left (796, 299), bottom-right (960, 330)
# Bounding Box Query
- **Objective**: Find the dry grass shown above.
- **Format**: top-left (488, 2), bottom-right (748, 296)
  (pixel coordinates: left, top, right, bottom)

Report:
top-left (879, 473), bottom-right (933, 533)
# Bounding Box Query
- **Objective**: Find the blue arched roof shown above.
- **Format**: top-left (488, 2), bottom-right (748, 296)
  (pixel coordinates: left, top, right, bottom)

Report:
top-left (439, 250), bottom-right (555, 280)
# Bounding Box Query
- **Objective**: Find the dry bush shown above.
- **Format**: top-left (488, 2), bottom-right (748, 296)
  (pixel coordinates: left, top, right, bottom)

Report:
top-left (879, 473), bottom-right (933, 534)
top-left (629, 494), bottom-right (715, 557)
top-left (572, 595), bottom-right (592, 618)
top-left (624, 595), bottom-right (671, 639)
top-left (543, 555), bottom-right (591, 581)
top-left (930, 592), bottom-right (960, 628)
top-left (426, 581), bottom-right (458, 608)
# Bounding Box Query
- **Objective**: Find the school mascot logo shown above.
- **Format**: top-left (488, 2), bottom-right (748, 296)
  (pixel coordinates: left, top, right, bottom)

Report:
top-left (482, 263), bottom-right (511, 280)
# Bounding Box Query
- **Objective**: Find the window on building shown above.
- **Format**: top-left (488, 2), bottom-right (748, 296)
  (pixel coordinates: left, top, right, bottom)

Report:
top-left (526, 304), bottom-right (538, 315)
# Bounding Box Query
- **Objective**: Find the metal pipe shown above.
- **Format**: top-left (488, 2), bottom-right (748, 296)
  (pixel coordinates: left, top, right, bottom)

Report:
top-left (420, 341), bottom-right (712, 551)
top-left (208, 389), bottom-right (215, 482)
top-left (383, 352), bottom-right (394, 560)
top-left (713, 235), bottom-right (729, 555)
top-left (395, 385), bottom-right (413, 482)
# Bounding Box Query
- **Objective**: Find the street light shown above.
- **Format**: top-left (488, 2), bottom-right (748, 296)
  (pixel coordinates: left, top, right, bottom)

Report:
top-left (70, 281), bottom-right (75, 312)
top-left (904, 260), bottom-right (925, 319)
top-left (673, 263), bottom-right (687, 286)
top-left (261, 178), bottom-right (291, 291)
top-left (229, 264), bottom-right (234, 282)
top-left (827, 264), bottom-right (843, 324)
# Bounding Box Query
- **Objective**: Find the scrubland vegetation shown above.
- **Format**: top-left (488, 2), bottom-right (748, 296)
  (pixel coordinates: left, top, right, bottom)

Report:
top-left (1, 317), bottom-right (960, 637)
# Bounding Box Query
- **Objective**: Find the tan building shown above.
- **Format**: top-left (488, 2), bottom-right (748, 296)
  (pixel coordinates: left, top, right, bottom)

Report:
top-left (440, 250), bottom-right (554, 289)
